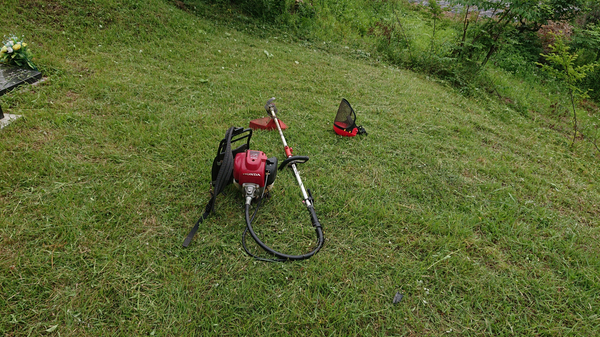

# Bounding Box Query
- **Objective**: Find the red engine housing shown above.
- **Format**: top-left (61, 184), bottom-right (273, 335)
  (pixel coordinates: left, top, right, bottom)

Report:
top-left (233, 150), bottom-right (268, 187)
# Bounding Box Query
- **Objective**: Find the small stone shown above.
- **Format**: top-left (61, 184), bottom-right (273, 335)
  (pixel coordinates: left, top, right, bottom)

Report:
top-left (393, 292), bottom-right (404, 304)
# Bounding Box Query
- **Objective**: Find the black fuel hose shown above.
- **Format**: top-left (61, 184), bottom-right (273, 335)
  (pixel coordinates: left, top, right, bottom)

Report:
top-left (243, 202), bottom-right (324, 262)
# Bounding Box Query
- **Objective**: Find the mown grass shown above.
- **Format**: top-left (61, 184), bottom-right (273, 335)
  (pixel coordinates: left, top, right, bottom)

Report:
top-left (1, 0), bottom-right (599, 335)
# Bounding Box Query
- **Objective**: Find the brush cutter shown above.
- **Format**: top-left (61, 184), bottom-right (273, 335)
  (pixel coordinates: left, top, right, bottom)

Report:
top-left (183, 99), bottom-right (324, 262)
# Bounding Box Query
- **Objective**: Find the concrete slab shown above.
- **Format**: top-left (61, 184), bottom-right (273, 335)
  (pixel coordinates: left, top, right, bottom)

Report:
top-left (0, 113), bottom-right (23, 129)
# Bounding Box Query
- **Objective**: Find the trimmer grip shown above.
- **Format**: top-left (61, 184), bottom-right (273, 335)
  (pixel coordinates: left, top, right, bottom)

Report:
top-left (307, 204), bottom-right (322, 228)
top-left (279, 155), bottom-right (309, 170)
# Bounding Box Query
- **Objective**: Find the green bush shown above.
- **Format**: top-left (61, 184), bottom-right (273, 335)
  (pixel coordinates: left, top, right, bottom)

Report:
top-left (204, 0), bottom-right (295, 19)
top-left (492, 30), bottom-right (542, 75)
top-left (570, 24), bottom-right (600, 100)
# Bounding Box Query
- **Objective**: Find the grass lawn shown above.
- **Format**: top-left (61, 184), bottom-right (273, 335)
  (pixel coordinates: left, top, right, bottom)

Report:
top-left (1, 0), bottom-right (599, 335)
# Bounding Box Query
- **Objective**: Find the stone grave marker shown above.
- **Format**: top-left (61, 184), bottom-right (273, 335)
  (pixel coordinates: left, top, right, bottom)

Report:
top-left (0, 65), bottom-right (42, 129)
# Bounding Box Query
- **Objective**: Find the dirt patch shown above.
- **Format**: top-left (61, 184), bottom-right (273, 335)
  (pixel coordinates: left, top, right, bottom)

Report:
top-left (17, 0), bottom-right (67, 16)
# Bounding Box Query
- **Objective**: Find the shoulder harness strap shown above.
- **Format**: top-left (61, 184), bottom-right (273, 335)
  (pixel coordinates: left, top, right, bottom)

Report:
top-left (183, 127), bottom-right (237, 247)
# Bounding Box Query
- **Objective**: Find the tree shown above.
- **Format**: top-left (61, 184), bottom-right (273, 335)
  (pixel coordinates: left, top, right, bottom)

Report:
top-left (428, 0), bottom-right (443, 56)
top-left (536, 33), bottom-right (597, 147)
top-left (450, 0), bottom-right (588, 68)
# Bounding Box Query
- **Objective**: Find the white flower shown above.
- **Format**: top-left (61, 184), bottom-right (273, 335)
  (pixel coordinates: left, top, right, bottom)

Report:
top-left (7, 47), bottom-right (13, 53)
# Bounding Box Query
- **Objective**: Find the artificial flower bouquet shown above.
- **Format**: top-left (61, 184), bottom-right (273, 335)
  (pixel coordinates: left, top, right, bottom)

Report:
top-left (1, 35), bottom-right (37, 70)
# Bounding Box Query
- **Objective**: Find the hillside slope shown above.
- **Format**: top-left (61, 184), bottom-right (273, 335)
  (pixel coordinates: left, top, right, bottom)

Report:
top-left (1, 0), bottom-right (599, 335)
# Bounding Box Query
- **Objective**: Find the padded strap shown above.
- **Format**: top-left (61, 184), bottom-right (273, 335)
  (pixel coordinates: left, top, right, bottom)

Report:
top-left (183, 127), bottom-right (236, 247)
top-left (210, 127), bottom-right (235, 211)
top-left (182, 198), bottom-right (214, 247)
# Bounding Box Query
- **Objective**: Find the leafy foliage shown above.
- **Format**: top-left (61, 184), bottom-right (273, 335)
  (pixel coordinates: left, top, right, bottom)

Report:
top-left (199, 0), bottom-right (296, 20)
top-left (449, 0), bottom-right (586, 69)
top-left (571, 23), bottom-right (600, 100)
top-left (428, 0), bottom-right (443, 55)
top-left (536, 33), bottom-right (597, 146)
